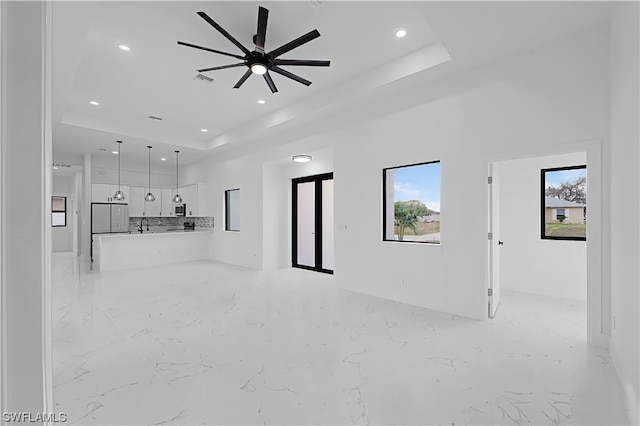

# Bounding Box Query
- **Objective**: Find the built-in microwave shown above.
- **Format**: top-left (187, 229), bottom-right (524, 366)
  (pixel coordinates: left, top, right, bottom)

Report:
top-left (174, 204), bottom-right (187, 216)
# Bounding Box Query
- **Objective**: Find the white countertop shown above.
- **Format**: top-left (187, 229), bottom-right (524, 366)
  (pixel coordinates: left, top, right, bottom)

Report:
top-left (95, 229), bottom-right (213, 238)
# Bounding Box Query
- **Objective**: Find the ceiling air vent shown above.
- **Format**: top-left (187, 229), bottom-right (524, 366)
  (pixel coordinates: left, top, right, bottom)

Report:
top-left (194, 74), bottom-right (214, 83)
top-left (307, 0), bottom-right (326, 7)
top-left (52, 163), bottom-right (71, 168)
top-left (148, 115), bottom-right (163, 121)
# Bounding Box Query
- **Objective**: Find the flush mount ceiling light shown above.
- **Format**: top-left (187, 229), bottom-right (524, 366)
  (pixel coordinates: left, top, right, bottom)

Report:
top-left (257, 99), bottom-right (266, 104)
top-left (201, 128), bottom-right (208, 133)
top-left (160, 157), bottom-right (167, 161)
top-left (111, 150), bottom-right (118, 154)
top-left (113, 141), bottom-right (126, 201)
top-left (118, 44), bottom-right (131, 51)
top-left (395, 28), bottom-right (407, 38)
top-left (89, 101), bottom-right (100, 106)
top-left (177, 6), bottom-right (330, 93)
top-left (292, 154), bottom-right (312, 163)
top-left (144, 146), bottom-right (156, 202)
top-left (173, 151), bottom-right (183, 203)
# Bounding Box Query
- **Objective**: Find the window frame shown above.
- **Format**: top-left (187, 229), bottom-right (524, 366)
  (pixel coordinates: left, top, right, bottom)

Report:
top-left (224, 188), bottom-right (240, 232)
top-left (382, 160), bottom-right (441, 245)
top-left (540, 164), bottom-right (587, 241)
top-left (51, 196), bottom-right (67, 227)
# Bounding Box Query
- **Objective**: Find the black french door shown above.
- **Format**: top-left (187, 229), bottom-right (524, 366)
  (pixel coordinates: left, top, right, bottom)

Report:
top-left (292, 173), bottom-right (334, 274)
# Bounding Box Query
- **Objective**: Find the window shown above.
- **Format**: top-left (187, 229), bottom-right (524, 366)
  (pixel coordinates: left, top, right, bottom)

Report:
top-left (52, 196), bottom-right (67, 227)
top-left (383, 161), bottom-right (441, 244)
top-left (224, 189), bottom-right (240, 231)
top-left (541, 165), bottom-right (586, 241)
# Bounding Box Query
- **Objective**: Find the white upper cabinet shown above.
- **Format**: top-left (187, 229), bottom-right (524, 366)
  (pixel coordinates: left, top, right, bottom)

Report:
top-left (94, 183), bottom-right (211, 217)
top-left (161, 188), bottom-right (175, 217)
top-left (179, 185), bottom-right (197, 217)
top-left (92, 184), bottom-right (129, 204)
top-left (129, 187), bottom-right (145, 216)
top-left (195, 183), bottom-right (213, 217)
top-left (144, 188), bottom-right (161, 217)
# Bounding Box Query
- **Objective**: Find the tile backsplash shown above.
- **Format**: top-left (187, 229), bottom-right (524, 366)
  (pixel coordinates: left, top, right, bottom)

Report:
top-left (129, 216), bottom-right (214, 228)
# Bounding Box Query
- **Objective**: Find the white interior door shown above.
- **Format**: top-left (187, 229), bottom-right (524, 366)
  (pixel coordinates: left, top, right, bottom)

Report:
top-left (488, 163), bottom-right (502, 318)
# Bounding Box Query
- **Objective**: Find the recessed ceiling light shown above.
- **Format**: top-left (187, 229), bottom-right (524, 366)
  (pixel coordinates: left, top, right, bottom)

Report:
top-left (118, 44), bottom-right (131, 51)
top-left (111, 150), bottom-right (118, 154)
top-left (90, 101), bottom-right (100, 106)
top-left (257, 99), bottom-right (266, 104)
top-left (201, 128), bottom-right (208, 133)
top-left (395, 29), bottom-right (407, 38)
top-left (53, 166), bottom-right (59, 170)
top-left (292, 154), bottom-right (312, 163)
top-left (160, 157), bottom-right (167, 161)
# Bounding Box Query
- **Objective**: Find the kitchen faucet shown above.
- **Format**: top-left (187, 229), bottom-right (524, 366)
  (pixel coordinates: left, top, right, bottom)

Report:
top-left (139, 217), bottom-right (150, 233)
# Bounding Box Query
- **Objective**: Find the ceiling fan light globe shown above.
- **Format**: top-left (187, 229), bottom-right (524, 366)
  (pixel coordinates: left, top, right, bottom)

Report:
top-left (114, 191), bottom-right (125, 201)
top-left (173, 194), bottom-right (183, 203)
top-left (144, 193), bottom-right (156, 202)
top-left (251, 63), bottom-right (267, 75)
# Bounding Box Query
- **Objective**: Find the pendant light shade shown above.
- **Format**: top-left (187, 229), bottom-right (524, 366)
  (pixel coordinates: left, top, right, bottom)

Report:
top-left (144, 146), bottom-right (156, 202)
top-left (173, 150), bottom-right (182, 203)
top-left (113, 140), bottom-right (126, 201)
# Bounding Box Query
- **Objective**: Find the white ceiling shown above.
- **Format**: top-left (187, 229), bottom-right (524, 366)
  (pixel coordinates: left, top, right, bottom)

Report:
top-left (52, 1), bottom-right (614, 171)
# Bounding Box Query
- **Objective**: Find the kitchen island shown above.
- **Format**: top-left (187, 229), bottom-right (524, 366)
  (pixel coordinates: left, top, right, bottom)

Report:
top-left (93, 229), bottom-right (213, 272)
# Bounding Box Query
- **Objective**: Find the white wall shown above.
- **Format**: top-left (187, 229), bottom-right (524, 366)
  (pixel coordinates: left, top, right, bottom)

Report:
top-left (495, 153), bottom-right (587, 301)
top-left (184, 24), bottom-right (611, 322)
top-left (0, 0), bottom-right (51, 415)
top-left (52, 175), bottom-right (74, 252)
top-left (608, 3), bottom-right (640, 424)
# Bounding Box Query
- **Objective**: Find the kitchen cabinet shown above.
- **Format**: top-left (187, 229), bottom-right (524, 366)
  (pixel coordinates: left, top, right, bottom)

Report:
top-left (161, 188), bottom-right (175, 217)
top-left (177, 184), bottom-right (212, 217)
top-left (179, 185), bottom-right (197, 216)
top-left (92, 184), bottom-right (129, 203)
top-left (195, 183), bottom-right (213, 217)
top-left (144, 188), bottom-right (161, 217)
top-left (129, 187), bottom-right (145, 217)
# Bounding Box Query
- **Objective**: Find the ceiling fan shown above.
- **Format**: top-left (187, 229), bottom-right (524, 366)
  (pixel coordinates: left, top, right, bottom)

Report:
top-left (178, 6), bottom-right (330, 93)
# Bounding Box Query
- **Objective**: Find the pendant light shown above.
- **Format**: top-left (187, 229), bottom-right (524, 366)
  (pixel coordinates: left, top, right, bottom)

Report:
top-left (144, 146), bottom-right (155, 202)
top-left (113, 140), bottom-right (125, 201)
top-left (172, 150), bottom-right (182, 203)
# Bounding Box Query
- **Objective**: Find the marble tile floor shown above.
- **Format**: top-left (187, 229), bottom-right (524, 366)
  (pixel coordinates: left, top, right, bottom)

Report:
top-left (51, 252), bottom-right (630, 425)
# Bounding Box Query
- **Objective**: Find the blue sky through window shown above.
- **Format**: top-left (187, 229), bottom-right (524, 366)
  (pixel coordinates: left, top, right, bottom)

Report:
top-left (393, 162), bottom-right (441, 212)
top-left (545, 167), bottom-right (586, 189)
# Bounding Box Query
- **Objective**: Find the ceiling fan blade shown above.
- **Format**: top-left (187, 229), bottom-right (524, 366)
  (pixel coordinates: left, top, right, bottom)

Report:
top-left (197, 11), bottom-right (251, 56)
top-left (263, 72), bottom-right (278, 93)
top-left (197, 63), bottom-right (246, 73)
top-left (273, 59), bottom-right (330, 67)
top-left (267, 29), bottom-right (320, 59)
top-left (270, 66), bottom-right (312, 86)
top-left (233, 69), bottom-right (253, 89)
top-left (177, 41), bottom-right (245, 60)
top-left (255, 6), bottom-right (269, 53)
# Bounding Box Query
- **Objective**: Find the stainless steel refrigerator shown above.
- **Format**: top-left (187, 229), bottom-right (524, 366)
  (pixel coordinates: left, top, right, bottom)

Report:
top-left (91, 203), bottom-right (129, 259)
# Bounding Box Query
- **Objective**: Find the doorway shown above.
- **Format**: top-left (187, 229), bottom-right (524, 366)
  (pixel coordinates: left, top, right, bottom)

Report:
top-left (487, 152), bottom-right (589, 335)
top-left (292, 172), bottom-right (334, 274)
